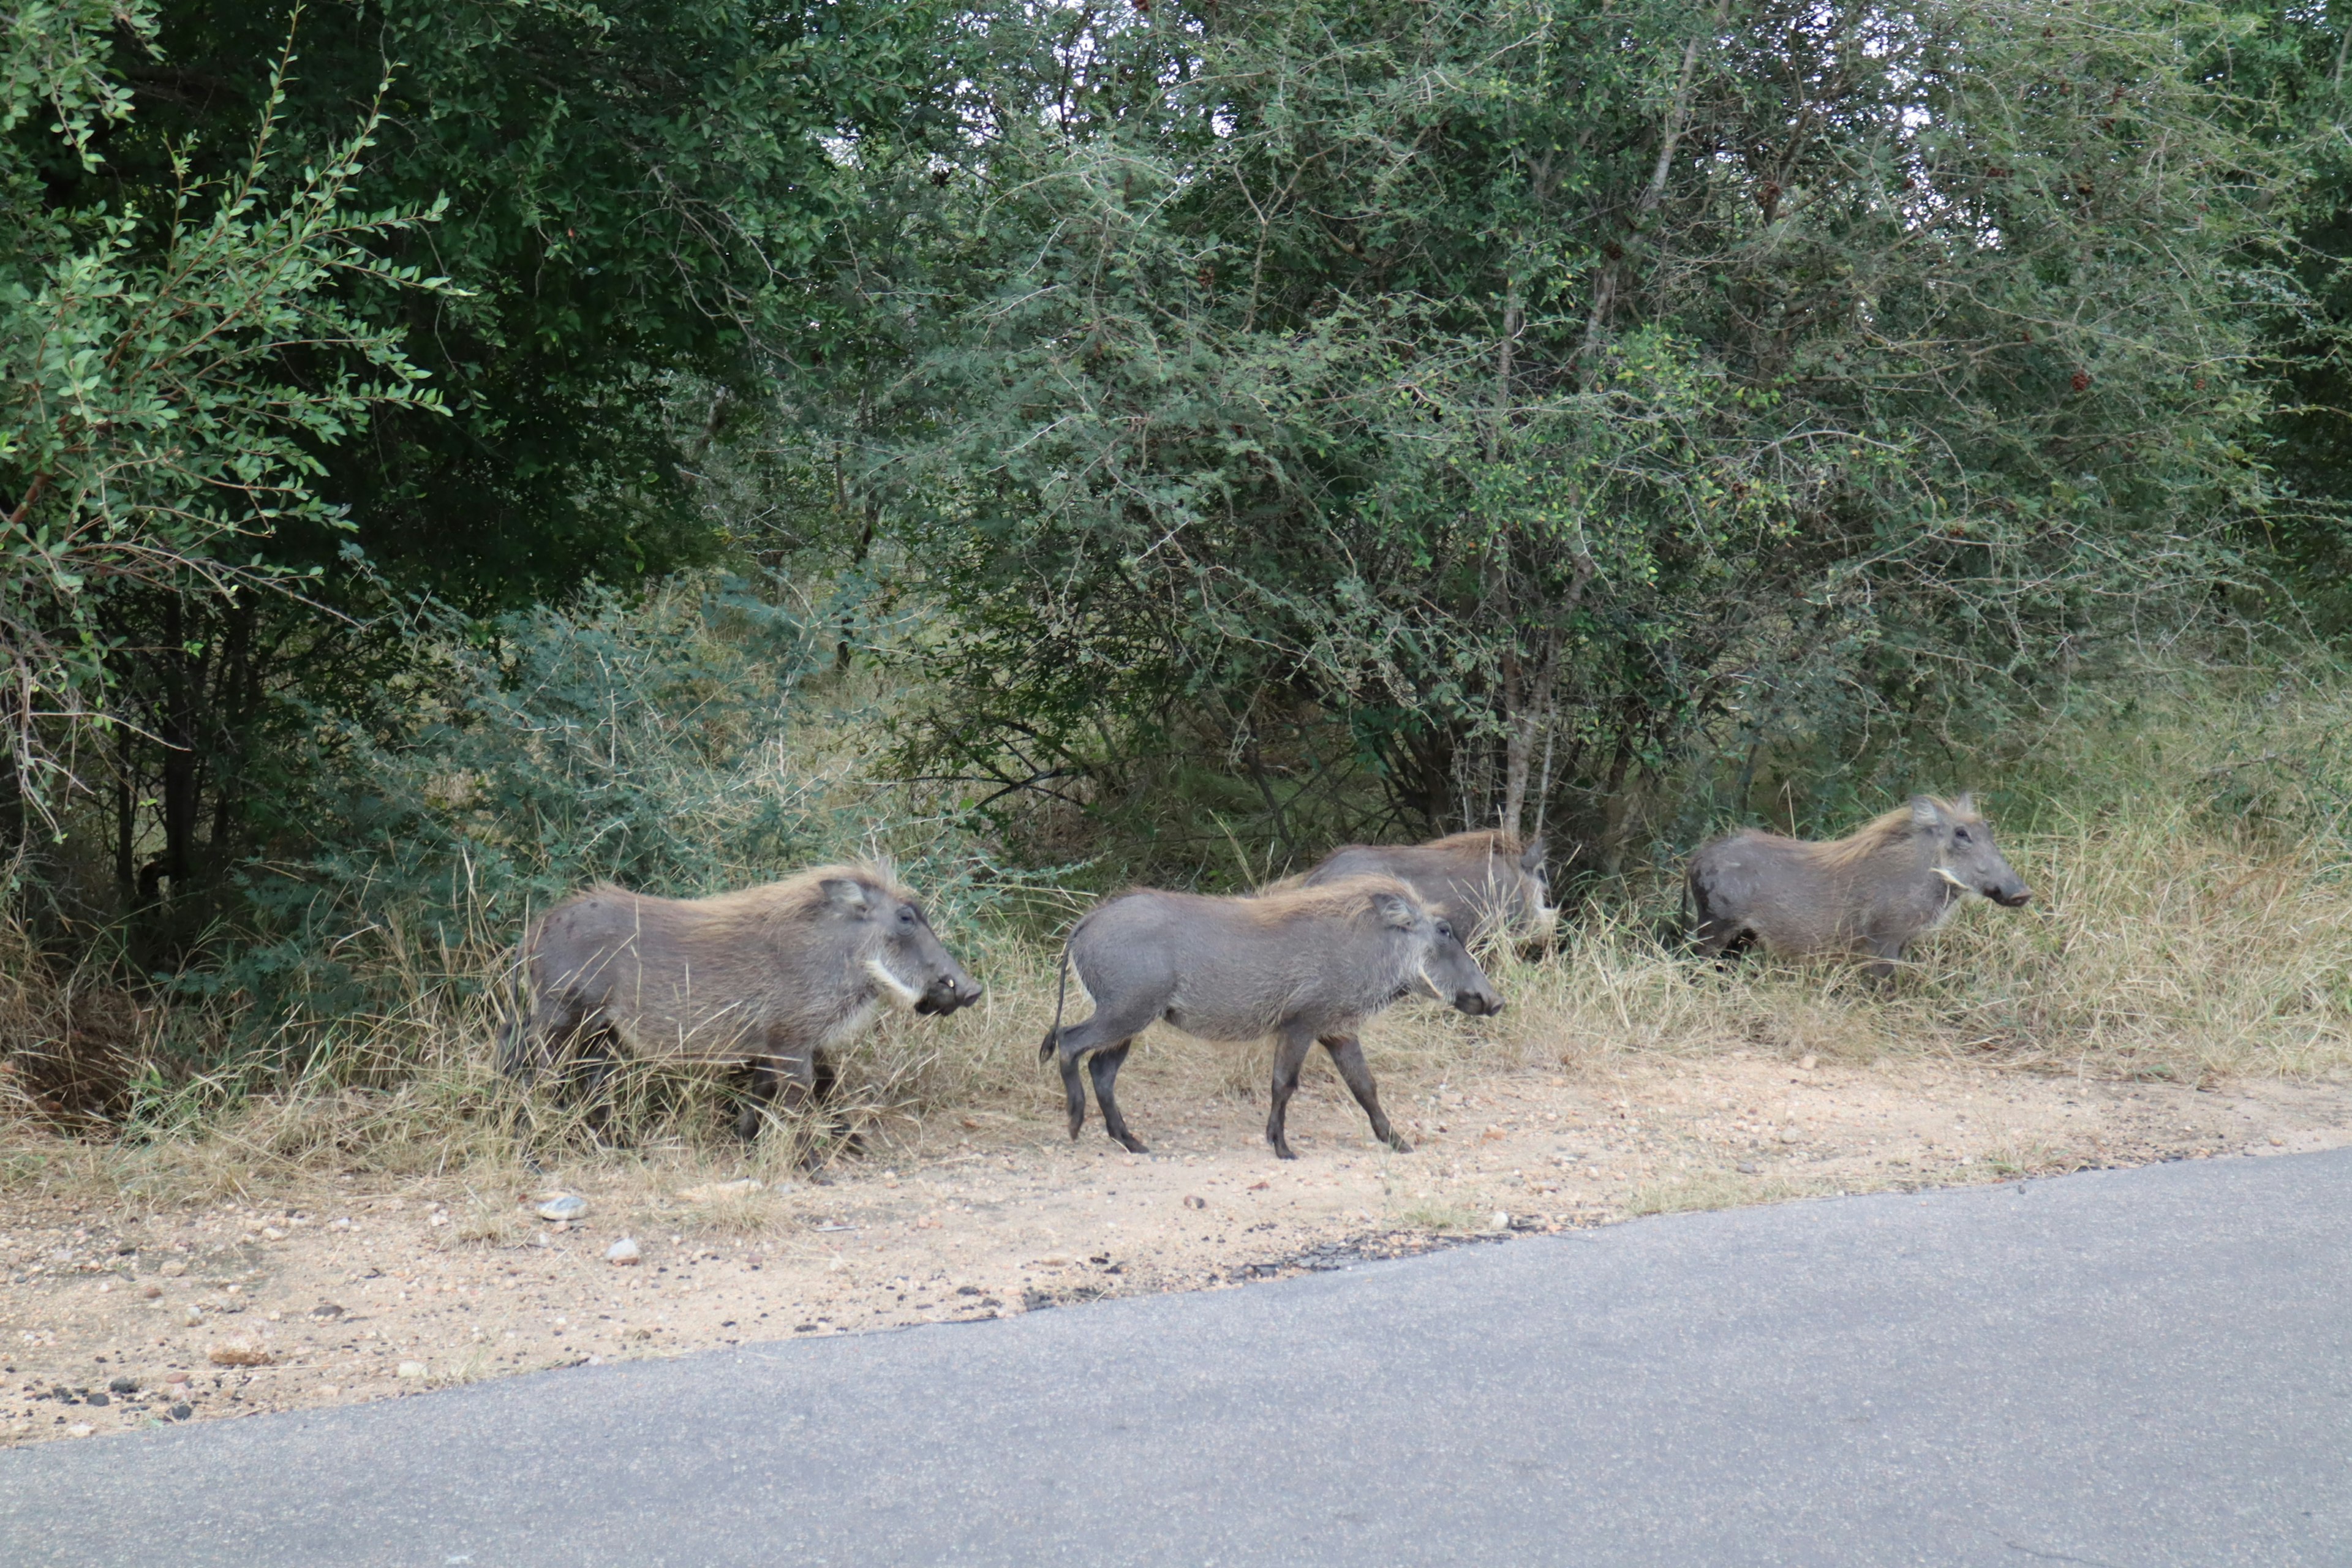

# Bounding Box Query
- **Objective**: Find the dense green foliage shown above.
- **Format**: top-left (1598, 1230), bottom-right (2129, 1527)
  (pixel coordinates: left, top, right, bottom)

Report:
top-left (2, 0), bottom-right (947, 923)
top-left (1, 6), bottom-right (448, 829)
top-left (2, 0), bottom-right (2349, 1031)
top-left (840, 0), bottom-right (2331, 875)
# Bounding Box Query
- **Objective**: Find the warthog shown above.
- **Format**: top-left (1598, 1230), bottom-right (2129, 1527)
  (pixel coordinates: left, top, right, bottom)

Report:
top-left (1686, 794), bottom-right (2032, 979)
top-left (500, 865), bottom-right (981, 1143)
top-left (1298, 829), bottom-right (1559, 943)
top-left (1040, 875), bottom-right (1504, 1159)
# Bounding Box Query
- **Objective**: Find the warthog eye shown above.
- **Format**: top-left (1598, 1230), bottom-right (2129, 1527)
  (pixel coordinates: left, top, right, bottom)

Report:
top-left (897, 907), bottom-right (916, 925)
top-left (1954, 828), bottom-right (1972, 843)
top-left (1434, 921), bottom-right (1454, 941)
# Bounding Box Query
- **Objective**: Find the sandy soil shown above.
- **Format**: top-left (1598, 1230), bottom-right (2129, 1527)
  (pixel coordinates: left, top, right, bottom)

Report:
top-left (7, 1050), bottom-right (2350, 1447)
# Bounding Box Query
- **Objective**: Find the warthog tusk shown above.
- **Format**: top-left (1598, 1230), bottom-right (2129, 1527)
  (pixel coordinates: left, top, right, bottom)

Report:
top-left (1415, 960), bottom-right (1444, 1000)
top-left (1932, 865), bottom-right (1972, 892)
top-left (864, 956), bottom-right (924, 1009)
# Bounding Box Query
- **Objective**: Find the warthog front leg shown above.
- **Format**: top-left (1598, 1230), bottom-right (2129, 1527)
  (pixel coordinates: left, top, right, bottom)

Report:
top-left (744, 1039), bottom-right (846, 1169)
top-left (1860, 938), bottom-right (1908, 986)
top-left (1265, 1025), bottom-right (1319, 1160)
top-left (1321, 1034), bottom-right (1408, 1153)
top-left (1087, 1041), bottom-right (1147, 1154)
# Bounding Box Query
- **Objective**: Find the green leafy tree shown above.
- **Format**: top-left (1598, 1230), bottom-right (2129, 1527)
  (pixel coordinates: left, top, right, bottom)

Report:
top-left (869, 0), bottom-right (2307, 874)
top-left (1, 7), bottom-right (448, 846)
top-left (9, 0), bottom-right (951, 922)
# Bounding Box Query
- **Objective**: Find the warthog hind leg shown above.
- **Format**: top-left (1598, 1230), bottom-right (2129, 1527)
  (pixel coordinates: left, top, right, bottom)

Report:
top-left (1087, 1041), bottom-right (1147, 1153)
top-left (1265, 1025), bottom-right (1319, 1159)
top-left (1692, 918), bottom-right (1753, 963)
top-left (737, 1058), bottom-right (780, 1142)
top-left (556, 1025), bottom-right (621, 1143)
top-left (813, 1048), bottom-right (864, 1156)
top-left (1321, 1034), bottom-right (1408, 1153)
top-left (1047, 995), bottom-right (1159, 1142)
top-left (1860, 938), bottom-right (1908, 986)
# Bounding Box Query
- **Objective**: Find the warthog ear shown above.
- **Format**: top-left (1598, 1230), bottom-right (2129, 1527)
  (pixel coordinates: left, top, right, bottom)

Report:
top-left (1372, 891), bottom-right (1418, 929)
top-left (1520, 835), bottom-right (1547, 872)
top-left (1909, 796), bottom-right (1946, 827)
top-left (1950, 791), bottom-right (1977, 817)
top-left (820, 877), bottom-right (871, 914)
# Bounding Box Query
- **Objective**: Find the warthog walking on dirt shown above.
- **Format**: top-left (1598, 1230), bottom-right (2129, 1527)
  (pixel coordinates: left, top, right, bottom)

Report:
top-left (500, 865), bottom-right (981, 1144)
top-left (1041, 875), bottom-right (1503, 1159)
top-left (1686, 794), bottom-right (2031, 979)
top-left (1298, 829), bottom-right (1559, 943)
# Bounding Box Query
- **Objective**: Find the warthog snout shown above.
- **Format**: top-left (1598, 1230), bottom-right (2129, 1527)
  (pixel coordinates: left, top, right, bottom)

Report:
top-left (1456, 987), bottom-right (1504, 1017)
top-left (916, 970), bottom-right (982, 1014)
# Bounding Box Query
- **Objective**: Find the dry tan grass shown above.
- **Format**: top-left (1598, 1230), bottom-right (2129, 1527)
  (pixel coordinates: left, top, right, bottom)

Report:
top-left (11, 668), bottom-right (2352, 1205)
top-left (15, 801), bottom-right (2348, 1213)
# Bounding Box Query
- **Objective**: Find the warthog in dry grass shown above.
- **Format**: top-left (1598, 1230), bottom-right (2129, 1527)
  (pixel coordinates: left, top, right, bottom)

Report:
top-left (500, 865), bottom-right (980, 1143)
top-left (1041, 875), bottom-right (1503, 1159)
top-left (1686, 794), bottom-right (2032, 979)
top-left (1298, 829), bottom-right (1559, 943)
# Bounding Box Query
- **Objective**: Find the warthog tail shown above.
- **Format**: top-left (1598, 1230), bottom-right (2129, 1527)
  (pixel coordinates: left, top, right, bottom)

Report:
top-left (1040, 940), bottom-right (1075, 1062)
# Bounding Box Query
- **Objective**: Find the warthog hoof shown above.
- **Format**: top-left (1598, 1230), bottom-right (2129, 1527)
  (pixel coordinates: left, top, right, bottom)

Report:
top-left (1384, 1134), bottom-right (1413, 1155)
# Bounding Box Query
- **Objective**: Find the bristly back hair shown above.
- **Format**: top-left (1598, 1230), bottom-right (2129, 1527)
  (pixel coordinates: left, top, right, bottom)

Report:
top-left (1810, 796), bottom-right (1977, 870)
top-left (1422, 828), bottom-right (1527, 856)
top-left (616, 862), bottom-right (913, 925)
top-left (1238, 872), bottom-right (1427, 922)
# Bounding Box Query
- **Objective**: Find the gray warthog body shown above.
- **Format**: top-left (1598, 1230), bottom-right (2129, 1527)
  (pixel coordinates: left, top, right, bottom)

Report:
top-left (1041, 875), bottom-right (1503, 1159)
top-left (1298, 829), bottom-right (1559, 943)
top-left (1686, 794), bottom-right (2031, 979)
top-left (501, 865), bottom-right (980, 1141)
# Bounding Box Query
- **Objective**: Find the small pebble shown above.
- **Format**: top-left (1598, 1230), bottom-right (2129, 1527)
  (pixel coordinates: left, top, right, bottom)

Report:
top-left (86, 1392), bottom-right (110, 1407)
top-left (311, 1302), bottom-right (346, 1320)
top-left (158, 1261), bottom-right (187, 1278)
top-left (261, 1226), bottom-right (286, 1241)
top-left (108, 1376), bottom-right (137, 1394)
top-left (168, 1403), bottom-right (191, 1421)
top-left (140, 1284), bottom-right (162, 1300)
top-left (181, 1306), bottom-right (203, 1327)
top-left (165, 1371), bottom-right (189, 1385)
top-left (65, 1424), bottom-right (92, 1439)
top-left (1736, 1161), bottom-right (1760, 1175)
top-left (536, 1194), bottom-right (589, 1223)
top-left (396, 1362), bottom-right (428, 1380)
top-left (605, 1238), bottom-right (641, 1266)
top-left (1490, 1211), bottom-right (1510, 1232)
top-left (208, 1339), bottom-right (272, 1367)
top-left (1182, 1196), bottom-right (1206, 1210)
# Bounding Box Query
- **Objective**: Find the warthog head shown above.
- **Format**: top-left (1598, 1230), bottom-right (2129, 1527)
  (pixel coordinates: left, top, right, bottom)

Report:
top-left (823, 876), bottom-right (982, 1015)
top-left (1381, 891), bottom-right (1506, 1017)
top-left (1919, 795), bottom-right (2030, 908)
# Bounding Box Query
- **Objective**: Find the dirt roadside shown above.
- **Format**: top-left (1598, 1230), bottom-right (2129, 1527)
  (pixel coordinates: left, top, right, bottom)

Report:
top-left (7, 1050), bottom-right (2349, 1449)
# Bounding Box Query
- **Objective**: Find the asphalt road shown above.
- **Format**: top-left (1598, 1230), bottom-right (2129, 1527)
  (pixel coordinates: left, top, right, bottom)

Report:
top-left (6, 1148), bottom-right (2349, 1567)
